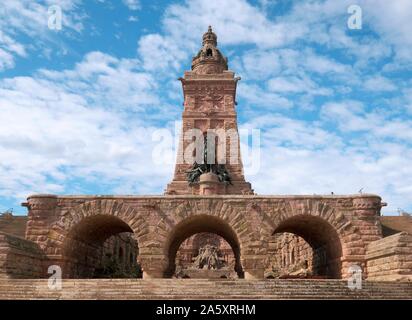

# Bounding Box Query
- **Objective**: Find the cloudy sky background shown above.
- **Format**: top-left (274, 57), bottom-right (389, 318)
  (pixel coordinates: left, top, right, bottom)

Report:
top-left (0, 0), bottom-right (411, 215)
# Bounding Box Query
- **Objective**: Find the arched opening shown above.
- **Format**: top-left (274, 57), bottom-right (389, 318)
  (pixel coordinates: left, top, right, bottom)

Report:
top-left (61, 214), bottom-right (142, 279)
top-left (206, 48), bottom-right (213, 57)
top-left (165, 215), bottom-right (243, 278)
top-left (269, 215), bottom-right (343, 279)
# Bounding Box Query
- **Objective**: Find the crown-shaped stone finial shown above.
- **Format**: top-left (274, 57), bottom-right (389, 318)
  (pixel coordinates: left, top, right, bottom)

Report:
top-left (202, 25), bottom-right (217, 47)
top-left (192, 26), bottom-right (228, 74)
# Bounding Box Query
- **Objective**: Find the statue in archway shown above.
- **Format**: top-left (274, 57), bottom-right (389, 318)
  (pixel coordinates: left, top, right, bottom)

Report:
top-left (192, 244), bottom-right (223, 270)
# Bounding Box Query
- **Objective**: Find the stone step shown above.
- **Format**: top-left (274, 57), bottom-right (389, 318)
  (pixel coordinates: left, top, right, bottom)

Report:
top-left (0, 284), bottom-right (407, 288)
top-left (1, 279), bottom-right (410, 284)
top-left (0, 295), bottom-right (410, 300)
top-left (0, 287), bottom-right (409, 294)
top-left (0, 294), bottom-right (409, 299)
top-left (5, 288), bottom-right (407, 293)
top-left (0, 279), bottom-right (411, 299)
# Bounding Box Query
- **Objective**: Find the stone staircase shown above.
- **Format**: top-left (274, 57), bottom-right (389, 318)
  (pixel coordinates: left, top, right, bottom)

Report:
top-left (0, 279), bottom-right (411, 300)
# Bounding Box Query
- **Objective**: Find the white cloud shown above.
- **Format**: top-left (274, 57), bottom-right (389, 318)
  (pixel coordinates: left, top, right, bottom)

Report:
top-left (0, 0), bottom-right (84, 71)
top-left (237, 82), bottom-right (293, 109)
top-left (0, 48), bottom-right (15, 71)
top-left (0, 31), bottom-right (27, 57)
top-left (363, 76), bottom-right (397, 92)
top-left (138, 34), bottom-right (188, 73)
top-left (0, 51), bottom-right (175, 202)
top-left (243, 114), bottom-right (412, 214)
top-left (321, 101), bottom-right (412, 142)
top-left (242, 114), bottom-right (342, 149)
top-left (37, 51), bottom-right (162, 110)
top-left (123, 0), bottom-right (141, 11)
top-left (362, 0), bottom-right (412, 63)
top-left (268, 75), bottom-right (332, 96)
top-left (321, 101), bottom-right (369, 131)
top-left (402, 87), bottom-right (412, 115)
top-left (234, 49), bottom-right (281, 80)
top-left (137, 0), bottom-right (309, 74)
top-left (294, 0), bottom-right (411, 69)
top-left (303, 52), bottom-right (350, 75)
top-left (163, 0), bottom-right (306, 48)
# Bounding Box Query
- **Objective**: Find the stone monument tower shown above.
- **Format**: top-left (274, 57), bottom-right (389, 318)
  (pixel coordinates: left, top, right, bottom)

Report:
top-left (166, 26), bottom-right (253, 195)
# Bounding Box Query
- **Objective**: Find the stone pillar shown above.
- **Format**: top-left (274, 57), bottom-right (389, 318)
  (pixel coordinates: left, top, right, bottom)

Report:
top-left (25, 195), bottom-right (58, 249)
top-left (341, 196), bottom-right (383, 279)
top-left (242, 255), bottom-right (266, 280)
top-left (198, 172), bottom-right (220, 195)
top-left (352, 196), bottom-right (383, 243)
top-left (139, 254), bottom-right (168, 279)
top-left (22, 195), bottom-right (60, 278)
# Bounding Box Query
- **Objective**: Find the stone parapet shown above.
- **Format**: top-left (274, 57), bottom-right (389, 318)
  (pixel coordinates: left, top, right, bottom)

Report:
top-left (0, 232), bottom-right (44, 278)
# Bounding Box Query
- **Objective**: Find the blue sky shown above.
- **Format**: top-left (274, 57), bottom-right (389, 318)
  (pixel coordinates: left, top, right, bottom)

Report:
top-left (0, 0), bottom-right (411, 216)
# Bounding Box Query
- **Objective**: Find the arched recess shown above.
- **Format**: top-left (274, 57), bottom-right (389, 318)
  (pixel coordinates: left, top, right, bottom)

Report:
top-left (46, 200), bottom-right (151, 278)
top-left (272, 215), bottom-right (342, 278)
top-left (160, 199), bottom-right (262, 278)
top-left (61, 214), bottom-right (139, 278)
top-left (260, 199), bottom-right (362, 279)
top-left (164, 215), bottom-right (243, 278)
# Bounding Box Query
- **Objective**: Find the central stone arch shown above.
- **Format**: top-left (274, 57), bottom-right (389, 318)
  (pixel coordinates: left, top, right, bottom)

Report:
top-left (164, 214), bottom-right (243, 277)
top-left (161, 199), bottom-right (263, 279)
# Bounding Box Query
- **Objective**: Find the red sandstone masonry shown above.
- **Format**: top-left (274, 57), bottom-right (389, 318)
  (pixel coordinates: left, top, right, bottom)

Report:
top-left (19, 194), bottom-right (385, 279)
top-left (0, 232), bottom-right (44, 278)
top-left (366, 232), bottom-right (412, 281)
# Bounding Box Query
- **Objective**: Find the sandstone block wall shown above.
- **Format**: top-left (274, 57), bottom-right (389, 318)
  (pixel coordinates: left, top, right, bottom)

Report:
top-left (0, 213), bottom-right (27, 238)
top-left (366, 232), bottom-right (412, 281)
top-left (20, 194), bottom-right (384, 279)
top-left (0, 232), bottom-right (44, 278)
